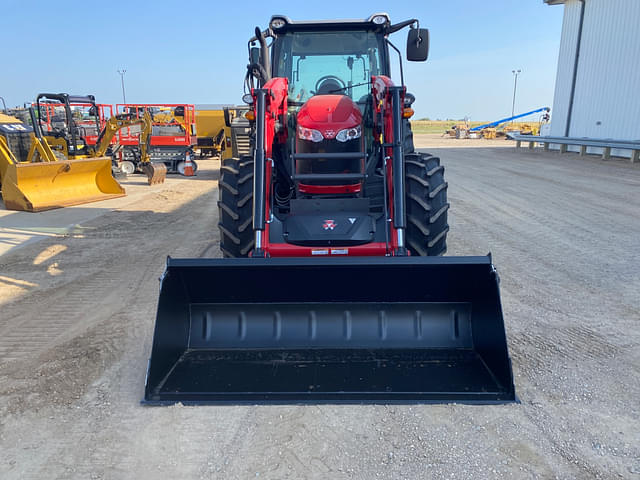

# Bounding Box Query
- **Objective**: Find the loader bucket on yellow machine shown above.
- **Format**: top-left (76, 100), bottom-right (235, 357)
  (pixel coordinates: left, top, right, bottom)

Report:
top-left (143, 256), bottom-right (516, 404)
top-left (1, 157), bottom-right (125, 212)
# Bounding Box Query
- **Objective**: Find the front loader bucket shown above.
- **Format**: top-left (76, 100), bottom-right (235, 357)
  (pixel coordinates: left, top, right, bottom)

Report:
top-left (144, 256), bottom-right (516, 404)
top-left (1, 157), bottom-right (125, 212)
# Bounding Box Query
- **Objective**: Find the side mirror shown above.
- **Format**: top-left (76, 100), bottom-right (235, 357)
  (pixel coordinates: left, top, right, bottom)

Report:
top-left (407, 28), bottom-right (429, 62)
top-left (250, 46), bottom-right (260, 66)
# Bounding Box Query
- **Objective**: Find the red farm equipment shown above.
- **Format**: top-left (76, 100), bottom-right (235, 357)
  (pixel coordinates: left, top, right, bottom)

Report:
top-left (115, 103), bottom-right (197, 175)
top-left (144, 14), bottom-right (516, 404)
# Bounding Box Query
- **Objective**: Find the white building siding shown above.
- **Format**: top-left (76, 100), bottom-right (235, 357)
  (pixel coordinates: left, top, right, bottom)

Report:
top-left (549, 0), bottom-right (640, 158)
top-left (570, 0), bottom-right (640, 141)
top-left (549, 0), bottom-right (582, 137)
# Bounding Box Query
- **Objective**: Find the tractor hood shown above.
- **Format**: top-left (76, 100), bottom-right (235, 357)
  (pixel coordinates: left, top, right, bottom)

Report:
top-left (297, 95), bottom-right (362, 140)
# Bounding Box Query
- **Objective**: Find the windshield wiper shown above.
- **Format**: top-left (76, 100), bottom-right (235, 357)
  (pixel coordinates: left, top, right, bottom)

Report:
top-left (328, 81), bottom-right (370, 94)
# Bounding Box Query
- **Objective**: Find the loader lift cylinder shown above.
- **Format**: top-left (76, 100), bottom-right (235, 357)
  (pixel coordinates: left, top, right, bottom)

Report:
top-left (252, 89), bottom-right (268, 256)
top-left (390, 86), bottom-right (407, 254)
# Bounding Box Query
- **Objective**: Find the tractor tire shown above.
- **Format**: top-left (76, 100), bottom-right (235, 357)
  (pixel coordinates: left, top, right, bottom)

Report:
top-left (218, 155), bottom-right (254, 258)
top-left (405, 152), bottom-right (449, 256)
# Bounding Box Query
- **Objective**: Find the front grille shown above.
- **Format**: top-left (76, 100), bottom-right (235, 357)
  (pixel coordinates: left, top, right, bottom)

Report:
top-left (296, 138), bottom-right (363, 185)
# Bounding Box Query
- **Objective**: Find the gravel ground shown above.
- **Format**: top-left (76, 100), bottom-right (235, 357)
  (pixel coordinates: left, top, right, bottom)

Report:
top-left (0, 137), bottom-right (639, 479)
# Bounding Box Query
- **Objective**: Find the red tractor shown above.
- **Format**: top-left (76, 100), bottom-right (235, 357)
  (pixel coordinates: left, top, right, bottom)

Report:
top-left (144, 14), bottom-right (515, 404)
top-left (219, 16), bottom-right (447, 258)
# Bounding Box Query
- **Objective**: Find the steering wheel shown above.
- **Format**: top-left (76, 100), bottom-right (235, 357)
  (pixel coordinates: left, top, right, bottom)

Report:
top-left (314, 75), bottom-right (346, 95)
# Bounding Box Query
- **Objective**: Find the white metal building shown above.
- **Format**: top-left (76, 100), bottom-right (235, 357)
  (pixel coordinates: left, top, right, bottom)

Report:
top-left (545, 0), bottom-right (640, 157)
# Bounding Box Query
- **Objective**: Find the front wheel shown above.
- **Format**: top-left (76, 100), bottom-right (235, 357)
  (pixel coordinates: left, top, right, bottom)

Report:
top-left (404, 153), bottom-right (449, 256)
top-left (218, 156), bottom-right (255, 257)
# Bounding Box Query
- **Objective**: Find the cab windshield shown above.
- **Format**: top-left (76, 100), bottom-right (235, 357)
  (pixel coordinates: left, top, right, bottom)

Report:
top-left (272, 30), bottom-right (385, 105)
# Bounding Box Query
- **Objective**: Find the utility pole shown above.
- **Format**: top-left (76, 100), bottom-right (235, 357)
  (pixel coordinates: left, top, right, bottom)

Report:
top-left (511, 69), bottom-right (521, 121)
top-left (117, 69), bottom-right (127, 104)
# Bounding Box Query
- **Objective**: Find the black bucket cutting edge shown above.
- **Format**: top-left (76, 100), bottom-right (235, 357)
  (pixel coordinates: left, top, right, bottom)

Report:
top-left (143, 256), bottom-right (516, 405)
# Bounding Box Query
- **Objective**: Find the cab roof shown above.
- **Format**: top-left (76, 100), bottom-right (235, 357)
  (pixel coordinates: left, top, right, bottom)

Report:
top-left (268, 13), bottom-right (391, 33)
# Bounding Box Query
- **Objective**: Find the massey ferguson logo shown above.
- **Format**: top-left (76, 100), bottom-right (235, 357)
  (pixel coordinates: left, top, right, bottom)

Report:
top-left (323, 219), bottom-right (336, 230)
top-left (324, 129), bottom-right (336, 139)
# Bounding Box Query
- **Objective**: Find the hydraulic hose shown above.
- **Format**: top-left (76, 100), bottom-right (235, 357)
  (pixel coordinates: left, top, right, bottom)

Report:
top-left (255, 27), bottom-right (271, 84)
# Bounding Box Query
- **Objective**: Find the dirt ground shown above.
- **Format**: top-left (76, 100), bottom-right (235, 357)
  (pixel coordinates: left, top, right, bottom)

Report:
top-left (1, 135), bottom-right (639, 479)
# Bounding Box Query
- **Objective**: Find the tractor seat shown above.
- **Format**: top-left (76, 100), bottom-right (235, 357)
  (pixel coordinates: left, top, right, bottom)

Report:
top-left (316, 79), bottom-right (342, 95)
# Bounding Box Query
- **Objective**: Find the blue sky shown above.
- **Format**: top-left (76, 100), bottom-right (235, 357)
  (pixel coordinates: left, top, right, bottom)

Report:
top-left (3, 1), bottom-right (564, 121)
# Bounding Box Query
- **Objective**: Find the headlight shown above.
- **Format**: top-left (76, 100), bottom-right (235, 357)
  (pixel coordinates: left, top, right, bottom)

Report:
top-left (371, 15), bottom-right (388, 25)
top-left (270, 17), bottom-right (287, 30)
top-left (336, 125), bottom-right (361, 142)
top-left (298, 125), bottom-right (323, 142)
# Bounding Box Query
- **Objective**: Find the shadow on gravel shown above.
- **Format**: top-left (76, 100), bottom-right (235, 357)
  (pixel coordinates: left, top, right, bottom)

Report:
top-left (0, 162), bottom-right (221, 257)
top-left (0, 167), bottom-right (221, 310)
top-left (0, 181), bottom-right (225, 418)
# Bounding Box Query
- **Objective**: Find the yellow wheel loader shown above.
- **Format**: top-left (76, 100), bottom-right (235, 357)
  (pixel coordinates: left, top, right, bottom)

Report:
top-left (0, 108), bottom-right (125, 212)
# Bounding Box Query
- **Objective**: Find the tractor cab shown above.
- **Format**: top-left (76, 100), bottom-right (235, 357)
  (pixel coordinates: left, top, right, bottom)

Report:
top-left (244, 14), bottom-right (429, 236)
top-left (272, 26), bottom-right (387, 110)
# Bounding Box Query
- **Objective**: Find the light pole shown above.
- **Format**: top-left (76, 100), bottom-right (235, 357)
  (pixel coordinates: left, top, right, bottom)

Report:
top-left (117, 69), bottom-right (127, 104)
top-left (511, 69), bottom-right (521, 121)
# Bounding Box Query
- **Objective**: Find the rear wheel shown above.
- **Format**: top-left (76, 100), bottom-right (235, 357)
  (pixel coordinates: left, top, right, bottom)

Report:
top-left (404, 153), bottom-right (449, 256)
top-left (218, 156), bottom-right (254, 257)
top-left (120, 160), bottom-right (135, 175)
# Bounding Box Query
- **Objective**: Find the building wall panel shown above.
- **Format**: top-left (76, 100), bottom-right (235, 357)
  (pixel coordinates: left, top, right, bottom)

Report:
top-left (550, 0), bottom-right (640, 148)
top-left (550, 0), bottom-right (583, 136)
top-left (570, 0), bottom-right (640, 141)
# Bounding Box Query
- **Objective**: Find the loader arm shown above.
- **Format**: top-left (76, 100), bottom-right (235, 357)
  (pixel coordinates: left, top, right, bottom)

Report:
top-left (26, 107), bottom-right (59, 163)
top-left (1, 109), bottom-right (59, 180)
top-left (26, 134), bottom-right (59, 163)
top-left (0, 135), bottom-right (17, 180)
